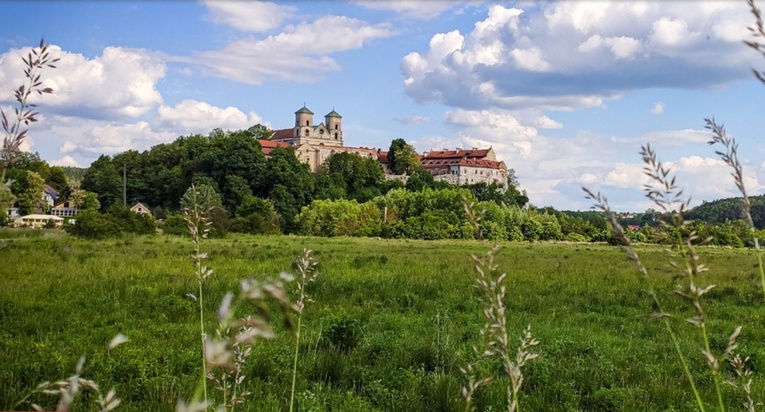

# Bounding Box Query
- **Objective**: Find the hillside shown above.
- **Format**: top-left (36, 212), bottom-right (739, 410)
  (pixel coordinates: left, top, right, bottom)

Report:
top-left (686, 195), bottom-right (765, 229)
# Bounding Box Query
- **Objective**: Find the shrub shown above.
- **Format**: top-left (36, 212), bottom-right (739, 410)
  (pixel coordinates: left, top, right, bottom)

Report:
top-left (65, 210), bottom-right (119, 239)
top-left (161, 213), bottom-right (187, 236)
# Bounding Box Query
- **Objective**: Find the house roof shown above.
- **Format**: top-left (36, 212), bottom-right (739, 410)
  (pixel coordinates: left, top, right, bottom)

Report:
top-left (422, 158), bottom-right (505, 170)
top-left (424, 148), bottom-right (492, 160)
top-left (43, 184), bottom-right (59, 197)
top-left (16, 214), bottom-right (63, 221)
top-left (325, 110), bottom-right (342, 118)
top-left (295, 106), bottom-right (314, 115)
top-left (377, 151), bottom-right (389, 164)
top-left (271, 128), bottom-right (294, 140)
top-left (130, 202), bottom-right (152, 213)
top-left (256, 139), bottom-right (291, 155)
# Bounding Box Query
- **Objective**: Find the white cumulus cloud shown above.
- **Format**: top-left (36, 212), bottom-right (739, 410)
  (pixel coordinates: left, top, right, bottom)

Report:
top-left (156, 99), bottom-right (265, 133)
top-left (402, 1), bottom-right (757, 111)
top-left (203, 1), bottom-right (296, 32)
top-left (195, 16), bottom-right (395, 84)
top-left (0, 45), bottom-right (165, 119)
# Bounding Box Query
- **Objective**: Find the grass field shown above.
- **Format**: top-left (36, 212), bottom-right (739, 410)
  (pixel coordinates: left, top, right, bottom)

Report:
top-left (1, 230), bottom-right (764, 411)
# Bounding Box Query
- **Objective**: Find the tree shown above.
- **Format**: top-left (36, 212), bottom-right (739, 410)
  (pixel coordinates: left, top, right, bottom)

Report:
top-left (388, 138), bottom-right (421, 175)
top-left (46, 166), bottom-right (71, 199)
top-left (262, 147), bottom-right (315, 232)
top-left (324, 152), bottom-right (384, 202)
top-left (82, 155), bottom-right (121, 210)
top-left (11, 170), bottom-right (44, 214)
top-left (243, 124), bottom-right (273, 140)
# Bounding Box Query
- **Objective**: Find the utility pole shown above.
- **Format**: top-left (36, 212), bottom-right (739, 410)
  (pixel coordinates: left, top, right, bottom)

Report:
top-left (123, 163), bottom-right (127, 207)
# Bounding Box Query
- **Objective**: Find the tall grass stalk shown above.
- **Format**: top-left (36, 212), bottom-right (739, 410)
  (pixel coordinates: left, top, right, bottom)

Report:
top-left (1, 39), bottom-right (57, 182)
top-left (182, 185), bottom-right (216, 404)
top-left (641, 144), bottom-right (728, 412)
top-left (582, 186), bottom-right (706, 411)
top-left (289, 249), bottom-right (319, 412)
top-left (461, 201), bottom-right (539, 412)
top-left (584, 143), bottom-right (751, 412)
top-left (15, 334), bottom-right (128, 411)
top-left (705, 118), bottom-right (765, 298)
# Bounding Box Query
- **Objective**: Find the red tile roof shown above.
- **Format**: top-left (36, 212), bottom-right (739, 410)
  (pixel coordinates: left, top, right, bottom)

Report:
top-left (271, 128), bottom-right (294, 140)
top-left (424, 149), bottom-right (491, 159)
top-left (422, 158), bottom-right (505, 170)
top-left (257, 139), bottom-right (291, 155)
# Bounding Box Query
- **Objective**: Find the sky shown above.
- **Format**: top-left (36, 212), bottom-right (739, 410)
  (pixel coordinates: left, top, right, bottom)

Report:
top-left (1, 0), bottom-right (765, 212)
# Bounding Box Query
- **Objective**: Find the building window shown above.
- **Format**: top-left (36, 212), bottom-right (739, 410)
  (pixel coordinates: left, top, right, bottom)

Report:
top-left (304, 129), bottom-right (309, 136)
top-left (319, 129), bottom-right (324, 135)
top-left (306, 120), bottom-right (310, 126)
top-left (334, 133), bottom-right (338, 139)
top-left (335, 124), bottom-right (339, 130)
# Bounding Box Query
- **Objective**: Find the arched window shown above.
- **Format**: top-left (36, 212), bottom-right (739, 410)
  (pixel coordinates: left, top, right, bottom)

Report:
top-left (306, 120), bottom-right (310, 126)
top-left (335, 124), bottom-right (339, 130)
top-left (334, 133), bottom-right (338, 139)
top-left (304, 129), bottom-right (309, 136)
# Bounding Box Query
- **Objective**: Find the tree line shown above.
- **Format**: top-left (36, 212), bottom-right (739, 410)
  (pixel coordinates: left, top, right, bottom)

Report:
top-left (2, 124), bottom-right (761, 247)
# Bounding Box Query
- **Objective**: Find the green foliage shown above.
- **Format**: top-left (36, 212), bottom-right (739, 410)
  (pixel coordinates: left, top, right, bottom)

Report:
top-left (687, 195), bottom-right (765, 229)
top-left (107, 204), bottom-right (156, 235)
top-left (64, 210), bottom-right (120, 239)
top-left (265, 147), bottom-right (315, 232)
top-left (231, 195), bottom-right (282, 235)
top-left (161, 213), bottom-right (187, 236)
top-left (387, 138), bottom-right (421, 175)
top-left (404, 168), bottom-right (435, 192)
top-left (65, 206), bottom-right (155, 239)
top-left (82, 155), bottom-right (122, 211)
top-left (46, 166), bottom-right (71, 198)
top-left (10, 170), bottom-right (44, 214)
top-left (297, 199), bottom-right (381, 237)
top-left (323, 152), bottom-right (384, 203)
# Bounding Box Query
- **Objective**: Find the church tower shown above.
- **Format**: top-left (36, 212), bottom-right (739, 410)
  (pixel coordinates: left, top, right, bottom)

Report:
top-left (325, 109), bottom-right (343, 144)
top-left (295, 105), bottom-right (314, 139)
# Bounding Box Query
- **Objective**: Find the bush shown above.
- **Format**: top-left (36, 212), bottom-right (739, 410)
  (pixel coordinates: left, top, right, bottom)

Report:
top-left (161, 213), bottom-right (187, 236)
top-left (65, 210), bottom-right (120, 239)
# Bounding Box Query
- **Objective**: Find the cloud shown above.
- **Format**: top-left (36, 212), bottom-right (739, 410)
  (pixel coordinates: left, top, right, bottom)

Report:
top-left (0, 45), bottom-right (165, 119)
top-left (353, 1), bottom-right (471, 20)
top-left (50, 155), bottom-right (81, 167)
top-left (436, 108), bottom-right (617, 207)
top-left (25, 100), bottom-right (266, 164)
top-left (610, 128), bottom-right (709, 147)
top-left (650, 102), bottom-right (665, 115)
top-left (402, 2), bottom-right (757, 111)
top-left (156, 99), bottom-right (265, 133)
top-left (202, 1), bottom-right (296, 32)
top-left (393, 115), bottom-right (430, 124)
top-left (195, 16), bottom-right (395, 84)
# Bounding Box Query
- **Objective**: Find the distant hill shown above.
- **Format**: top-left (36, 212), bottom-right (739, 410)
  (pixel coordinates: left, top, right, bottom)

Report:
top-left (686, 195), bottom-right (765, 229)
top-left (62, 166), bottom-right (88, 185)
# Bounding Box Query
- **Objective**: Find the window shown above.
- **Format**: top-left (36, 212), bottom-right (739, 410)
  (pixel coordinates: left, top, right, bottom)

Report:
top-left (335, 124), bottom-right (339, 130)
top-left (334, 133), bottom-right (338, 139)
top-left (306, 120), bottom-right (310, 126)
top-left (319, 129), bottom-right (324, 135)
top-left (304, 129), bottom-right (309, 136)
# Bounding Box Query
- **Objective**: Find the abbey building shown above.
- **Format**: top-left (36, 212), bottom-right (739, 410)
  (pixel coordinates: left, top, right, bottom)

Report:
top-left (266, 105), bottom-right (509, 188)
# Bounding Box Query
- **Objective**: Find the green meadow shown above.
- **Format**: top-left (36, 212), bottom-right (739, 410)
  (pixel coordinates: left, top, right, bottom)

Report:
top-left (1, 231), bottom-right (764, 411)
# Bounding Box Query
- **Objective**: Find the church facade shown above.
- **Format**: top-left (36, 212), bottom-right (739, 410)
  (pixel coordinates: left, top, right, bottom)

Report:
top-left (270, 106), bottom-right (378, 173)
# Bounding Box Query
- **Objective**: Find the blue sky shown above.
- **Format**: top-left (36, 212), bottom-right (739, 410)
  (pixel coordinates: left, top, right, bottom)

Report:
top-left (1, 1), bottom-right (764, 211)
